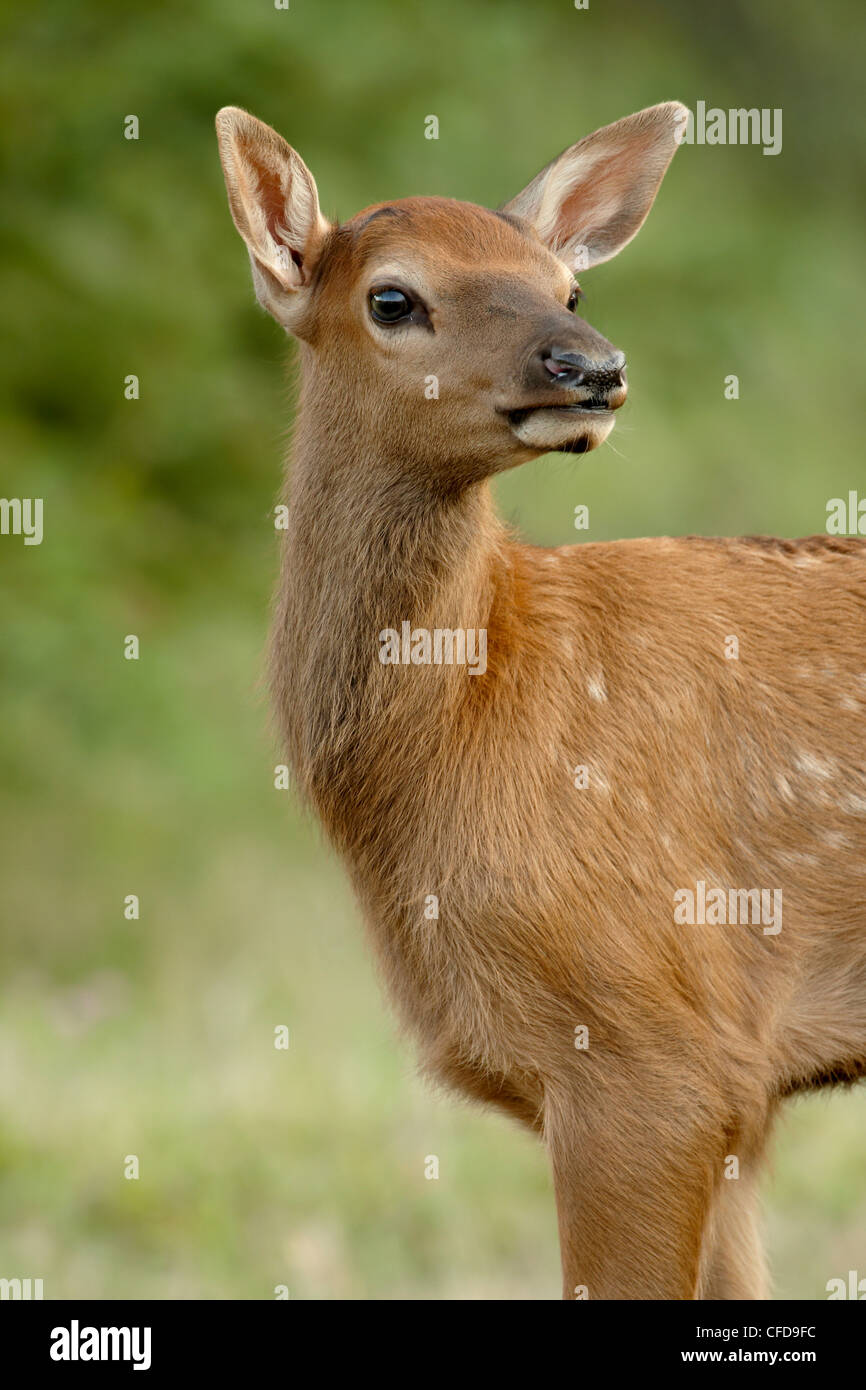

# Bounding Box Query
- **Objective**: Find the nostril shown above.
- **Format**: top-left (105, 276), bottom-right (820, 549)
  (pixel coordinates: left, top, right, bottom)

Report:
top-left (543, 356), bottom-right (584, 382)
top-left (544, 348), bottom-right (591, 375)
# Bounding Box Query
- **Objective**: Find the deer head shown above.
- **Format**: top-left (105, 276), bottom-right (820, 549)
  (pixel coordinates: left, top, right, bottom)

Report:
top-left (216, 102), bottom-right (686, 485)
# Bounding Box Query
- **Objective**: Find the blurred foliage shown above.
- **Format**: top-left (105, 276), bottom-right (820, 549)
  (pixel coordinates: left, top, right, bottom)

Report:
top-left (0, 0), bottom-right (864, 1298)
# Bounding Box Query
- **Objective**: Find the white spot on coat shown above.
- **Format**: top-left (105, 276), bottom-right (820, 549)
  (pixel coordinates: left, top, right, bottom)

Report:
top-left (794, 751), bottom-right (837, 781)
top-left (587, 672), bottom-right (607, 703)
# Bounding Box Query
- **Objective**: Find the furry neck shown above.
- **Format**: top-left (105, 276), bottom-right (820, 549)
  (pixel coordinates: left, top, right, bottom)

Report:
top-left (269, 364), bottom-right (509, 842)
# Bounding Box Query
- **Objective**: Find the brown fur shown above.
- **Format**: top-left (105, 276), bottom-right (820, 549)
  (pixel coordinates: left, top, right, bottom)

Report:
top-left (217, 104), bottom-right (866, 1299)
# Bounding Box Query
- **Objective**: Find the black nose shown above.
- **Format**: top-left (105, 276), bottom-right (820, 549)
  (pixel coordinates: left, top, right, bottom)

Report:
top-left (542, 347), bottom-right (627, 396)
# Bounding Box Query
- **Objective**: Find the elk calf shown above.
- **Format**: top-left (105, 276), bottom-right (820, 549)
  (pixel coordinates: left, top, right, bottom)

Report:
top-left (216, 102), bottom-right (866, 1299)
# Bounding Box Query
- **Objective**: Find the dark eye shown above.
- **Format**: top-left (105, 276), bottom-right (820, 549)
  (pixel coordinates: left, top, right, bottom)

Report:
top-left (567, 285), bottom-right (584, 312)
top-left (370, 287), bottom-right (413, 324)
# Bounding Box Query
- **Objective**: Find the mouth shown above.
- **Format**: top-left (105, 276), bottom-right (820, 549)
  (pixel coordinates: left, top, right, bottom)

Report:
top-left (504, 399), bottom-right (617, 454)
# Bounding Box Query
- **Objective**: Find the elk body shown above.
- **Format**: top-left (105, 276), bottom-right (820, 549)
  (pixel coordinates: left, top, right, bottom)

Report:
top-left (216, 103), bottom-right (866, 1299)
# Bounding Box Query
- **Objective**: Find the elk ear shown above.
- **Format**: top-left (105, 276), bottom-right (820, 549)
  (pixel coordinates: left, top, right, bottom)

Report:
top-left (215, 106), bottom-right (330, 328)
top-left (502, 102), bottom-right (688, 272)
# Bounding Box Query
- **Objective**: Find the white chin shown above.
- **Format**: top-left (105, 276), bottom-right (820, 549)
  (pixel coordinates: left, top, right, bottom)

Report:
top-left (510, 407), bottom-right (615, 454)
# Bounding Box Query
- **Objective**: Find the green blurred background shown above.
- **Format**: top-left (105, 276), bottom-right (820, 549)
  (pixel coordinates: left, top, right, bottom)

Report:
top-left (1, 0), bottom-right (864, 1299)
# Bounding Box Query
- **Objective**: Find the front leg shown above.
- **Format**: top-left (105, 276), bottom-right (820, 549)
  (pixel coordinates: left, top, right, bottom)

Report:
top-left (698, 1165), bottom-right (768, 1299)
top-left (545, 1081), bottom-right (721, 1299)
